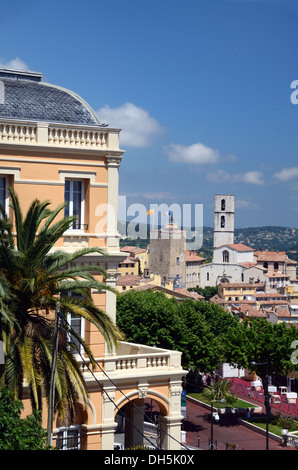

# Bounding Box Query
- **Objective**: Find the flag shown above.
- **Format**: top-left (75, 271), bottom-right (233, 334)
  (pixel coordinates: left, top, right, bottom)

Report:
top-left (147, 209), bottom-right (154, 215)
top-left (163, 211), bottom-right (173, 216)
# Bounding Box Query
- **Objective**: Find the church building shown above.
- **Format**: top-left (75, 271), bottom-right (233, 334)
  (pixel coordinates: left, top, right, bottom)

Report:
top-left (200, 194), bottom-right (255, 287)
top-left (200, 194), bottom-right (296, 292)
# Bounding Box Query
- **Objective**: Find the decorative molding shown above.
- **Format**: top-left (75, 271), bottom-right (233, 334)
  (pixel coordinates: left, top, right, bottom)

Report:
top-left (59, 169), bottom-right (97, 183)
top-left (103, 387), bottom-right (116, 404)
top-left (138, 384), bottom-right (149, 399)
top-left (0, 166), bottom-right (21, 179)
top-left (170, 382), bottom-right (182, 397)
top-left (0, 155), bottom-right (106, 167)
top-left (106, 155), bottom-right (123, 167)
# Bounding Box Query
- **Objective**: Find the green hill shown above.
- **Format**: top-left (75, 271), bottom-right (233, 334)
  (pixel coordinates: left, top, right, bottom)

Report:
top-left (118, 222), bottom-right (298, 261)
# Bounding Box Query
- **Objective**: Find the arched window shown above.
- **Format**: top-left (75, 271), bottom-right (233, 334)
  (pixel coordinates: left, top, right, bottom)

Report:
top-left (263, 262), bottom-right (268, 269)
top-left (221, 215), bottom-right (225, 228)
top-left (221, 199), bottom-right (226, 211)
top-left (223, 250), bottom-right (229, 263)
top-left (274, 262), bottom-right (278, 271)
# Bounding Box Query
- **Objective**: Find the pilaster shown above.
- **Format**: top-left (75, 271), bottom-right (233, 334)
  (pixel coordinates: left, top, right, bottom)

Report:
top-left (106, 155), bottom-right (122, 252)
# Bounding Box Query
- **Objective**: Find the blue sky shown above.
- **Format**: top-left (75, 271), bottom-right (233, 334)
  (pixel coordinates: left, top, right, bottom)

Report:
top-left (1, 0), bottom-right (298, 228)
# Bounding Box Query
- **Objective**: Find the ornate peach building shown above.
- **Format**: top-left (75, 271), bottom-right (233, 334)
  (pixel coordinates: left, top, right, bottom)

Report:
top-left (0, 67), bottom-right (185, 450)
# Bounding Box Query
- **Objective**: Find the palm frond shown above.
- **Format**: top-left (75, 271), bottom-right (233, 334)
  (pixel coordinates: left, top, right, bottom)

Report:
top-left (18, 335), bottom-right (41, 409)
top-left (44, 247), bottom-right (108, 273)
top-left (20, 199), bottom-right (52, 252)
top-left (0, 205), bottom-right (14, 249)
top-left (22, 217), bottom-right (78, 270)
top-left (8, 187), bottom-right (24, 251)
top-left (60, 297), bottom-right (124, 353)
top-left (4, 340), bottom-right (24, 400)
top-left (0, 190), bottom-right (122, 418)
top-left (39, 201), bottom-right (69, 234)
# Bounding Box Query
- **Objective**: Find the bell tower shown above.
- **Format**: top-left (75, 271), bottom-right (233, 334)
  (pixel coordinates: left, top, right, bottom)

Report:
top-left (213, 194), bottom-right (234, 248)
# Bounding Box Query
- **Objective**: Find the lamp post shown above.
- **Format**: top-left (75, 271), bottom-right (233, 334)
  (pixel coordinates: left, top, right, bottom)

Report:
top-left (250, 361), bottom-right (270, 450)
top-left (47, 302), bottom-right (60, 447)
top-left (209, 400), bottom-right (219, 450)
top-left (210, 401), bottom-right (214, 450)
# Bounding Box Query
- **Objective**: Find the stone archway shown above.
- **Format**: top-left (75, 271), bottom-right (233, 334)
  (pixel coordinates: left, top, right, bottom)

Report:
top-left (113, 389), bottom-right (182, 450)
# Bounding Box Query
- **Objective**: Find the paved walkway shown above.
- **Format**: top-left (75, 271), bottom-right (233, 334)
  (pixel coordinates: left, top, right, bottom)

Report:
top-left (184, 398), bottom-right (296, 451)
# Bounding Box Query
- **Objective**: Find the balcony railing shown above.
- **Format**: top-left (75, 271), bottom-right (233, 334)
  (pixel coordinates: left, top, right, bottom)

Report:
top-left (78, 341), bottom-right (182, 376)
top-left (0, 119), bottom-right (121, 151)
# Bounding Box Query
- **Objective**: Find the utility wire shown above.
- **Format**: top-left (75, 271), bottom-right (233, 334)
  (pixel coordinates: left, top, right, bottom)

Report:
top-left (89, 352), bottom-right (190, 450)
top-left (73, 341), bottom-right (159, 450)
top-left (65, 315), bottom-right (189, 450)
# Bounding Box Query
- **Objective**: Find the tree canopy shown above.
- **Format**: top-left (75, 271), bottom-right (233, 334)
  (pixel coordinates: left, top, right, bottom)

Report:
top-left (116, 289), bottom-right (298, 382)
top-left (0, 386), bottom-right (50, 450)
top-left (221, 317), bottom-right (298, 379)
top-left (116, 289), bottom-right (235, 372)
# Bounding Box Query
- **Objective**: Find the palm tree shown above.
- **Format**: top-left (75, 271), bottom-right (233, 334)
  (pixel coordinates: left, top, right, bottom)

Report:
top-left (0, 188), bottom-right (123, 423)
top-left (203, 378), bottom-right (236, 405)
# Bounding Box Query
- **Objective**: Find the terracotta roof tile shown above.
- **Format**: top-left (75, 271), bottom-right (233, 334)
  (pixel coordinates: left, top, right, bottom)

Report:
top-left (185, 251), bottom-right (206, 262)
top-left (117, 275), bottom-right (142, 286)
top-left (264, 271), bottom-right (289, 278)
top-left (255, 251), bottom-right (287, 262)
top-left (119, 256), bottom-right (137, 264)
top-left (174, 288), bottom-right (204, 299)
top-left (231, 304), bottom-right (266, 318)
top-left (219, 282), bottom-right (256, 288)
top-left (226, 243), bottom-right (255, 252)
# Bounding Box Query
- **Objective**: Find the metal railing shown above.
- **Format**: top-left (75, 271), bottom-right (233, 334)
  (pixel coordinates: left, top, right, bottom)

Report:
top-left (230, 380), bottom-right (298, 417)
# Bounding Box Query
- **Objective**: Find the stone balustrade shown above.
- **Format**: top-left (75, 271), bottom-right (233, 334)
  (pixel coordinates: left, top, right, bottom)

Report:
top-left (48, 126), bottom-right (107, 149)
top-left (103, 342), bottom-right (181, 376)
top-left (0, 119), bottom-right (120, 151)
top-left (0, 122), bottom-right (37, 143)
top-left (77, 341), bottom-right (182, 376)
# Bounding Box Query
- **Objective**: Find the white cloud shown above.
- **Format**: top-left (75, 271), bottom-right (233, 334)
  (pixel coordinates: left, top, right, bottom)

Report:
top-left (123, 191), bottom-right (176, 201)
top-left (96, 102), bottom-right (163, 148)
top-left (273, 167), bottom-right (298, 182)
top-left (206, 169), bottom-right (230, 182)
top-left (207, 169), bottom-right (264, 185)
top-left (164, 142), bottom-right (220, 165)
top-left (0, 57), bottom-right (30, 71)
top-left (235, 199), bottom-right (259, 209)
top-left (241, 171), bottom-right (264, 185)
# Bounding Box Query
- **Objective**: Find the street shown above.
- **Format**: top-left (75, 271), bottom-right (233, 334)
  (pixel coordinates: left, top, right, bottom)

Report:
top-left (184, 398), bottom-right (296, 451)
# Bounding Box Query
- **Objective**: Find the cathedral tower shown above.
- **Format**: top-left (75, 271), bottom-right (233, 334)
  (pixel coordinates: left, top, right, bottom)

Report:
top-left (213, 194), bottom-right (234, 248)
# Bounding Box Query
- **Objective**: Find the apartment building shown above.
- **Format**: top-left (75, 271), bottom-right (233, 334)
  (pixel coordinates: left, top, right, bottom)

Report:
top-left (254, 250), bottom-right (297, 279)
top-left (217, 282), bottom-right (257, 302)
top-left (185, 250), bottom-right (206, 289)
top-left (0, 67), bottom-right (185, 450)
top-left (120, 246), bottom-right (148, 275)
top-left (118, 256), bottom-right (139, 276)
